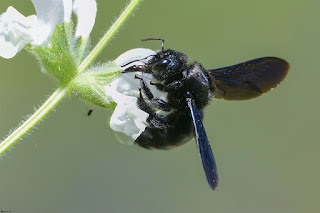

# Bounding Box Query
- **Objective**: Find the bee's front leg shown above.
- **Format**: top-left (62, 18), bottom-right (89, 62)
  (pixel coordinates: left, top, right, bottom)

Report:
top-left (135, 75), bottom-right (172, 112)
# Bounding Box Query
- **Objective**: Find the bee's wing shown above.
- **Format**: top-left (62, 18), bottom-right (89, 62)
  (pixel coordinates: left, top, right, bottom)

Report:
top-left (187, 98), bottom-right (218, 190)
top-left (209, 57), bottom-right (289, 100)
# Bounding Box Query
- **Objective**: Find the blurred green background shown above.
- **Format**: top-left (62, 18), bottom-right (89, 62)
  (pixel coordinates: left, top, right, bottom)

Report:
top-left (0, 0), bottom-right (319, 212)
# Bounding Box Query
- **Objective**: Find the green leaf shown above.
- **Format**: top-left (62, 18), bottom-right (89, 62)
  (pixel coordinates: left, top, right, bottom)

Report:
top-left (70, 62), bottom-right (121, 108)
top-left (74, 36), bottom-right (89, 65)
top-left (28, 23), bottom-right (89, 83)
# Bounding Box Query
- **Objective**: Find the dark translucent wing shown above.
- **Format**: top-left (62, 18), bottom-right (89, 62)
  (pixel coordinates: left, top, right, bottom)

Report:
top-left (209, 57), bottom-right (289, 100)
top-left (187, 98), bottom-right (218, 190)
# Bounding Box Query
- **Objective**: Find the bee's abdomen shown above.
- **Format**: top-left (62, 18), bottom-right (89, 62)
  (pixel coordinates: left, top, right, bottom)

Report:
top-left (135, 111), bottom-right (194, 149)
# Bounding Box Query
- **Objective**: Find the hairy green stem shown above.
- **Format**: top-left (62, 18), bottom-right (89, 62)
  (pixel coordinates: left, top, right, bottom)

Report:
top-left (0, 87), bottom-right (69, 156)
top-left (77, 0), bottom-right (142, 74)
top-left (0, 0), bottom-right (143, 157)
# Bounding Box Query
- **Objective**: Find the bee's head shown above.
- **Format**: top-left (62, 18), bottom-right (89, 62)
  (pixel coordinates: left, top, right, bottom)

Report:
top-left (151, 49), bottom-right (188, 81)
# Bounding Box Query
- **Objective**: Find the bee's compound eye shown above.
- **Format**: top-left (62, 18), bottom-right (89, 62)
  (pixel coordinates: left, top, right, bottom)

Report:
top-left (152, 59), bottom-right (170, 73)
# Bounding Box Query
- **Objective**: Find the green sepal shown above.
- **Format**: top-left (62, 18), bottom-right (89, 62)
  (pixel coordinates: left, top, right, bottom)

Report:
top-left (28, 23), bottom-right (89, 84)
top-left (70, 62), bottom-right (121, 108)
top-left (74, 36), bottom-right (89, 65)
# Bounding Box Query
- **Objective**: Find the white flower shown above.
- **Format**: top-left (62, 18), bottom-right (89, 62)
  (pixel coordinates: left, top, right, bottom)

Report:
top-left (0, 0), bottom-right (97, 59)
top-left (105, 48), bottom-right (167, 145)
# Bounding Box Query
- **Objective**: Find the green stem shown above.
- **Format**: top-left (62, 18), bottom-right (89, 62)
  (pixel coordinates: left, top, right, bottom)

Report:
top-left (77, 0), bottom-right (142, 74)
top-left (0, 87), bottom-right (69, 156)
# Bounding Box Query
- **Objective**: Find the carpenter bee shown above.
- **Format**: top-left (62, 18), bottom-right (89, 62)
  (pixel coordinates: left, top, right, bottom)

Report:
top-left (121, 38), bottom-right (289, 190)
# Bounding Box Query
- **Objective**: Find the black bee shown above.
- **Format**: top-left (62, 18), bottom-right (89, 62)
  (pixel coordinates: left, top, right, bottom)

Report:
top-left (122, 38), bottom-right (289, 190)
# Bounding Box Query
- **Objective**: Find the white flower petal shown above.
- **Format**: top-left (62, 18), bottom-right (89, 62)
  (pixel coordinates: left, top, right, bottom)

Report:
top-left (0, 34), bottom-right (20, 59)
top-left (114, 132), bottom-right (136, 145)
top-left (0, 7), bottom-right (36, 58)
top-left (1, 0), bottom-right (98, 58)
top-left (105, 74), bottom-right (147, 144)
top-left (31, 0), bottom-right (65, 45)
top-left (108, 89), bottom-right (149, 142)
top-left (105, 48), bottom-right (169, 145)
top-left (115, 48), bottom-right (157, 69)
top-left (73, 0), bottom-right (97, 38)
top-left (62, 0), bottom-right (73, 22)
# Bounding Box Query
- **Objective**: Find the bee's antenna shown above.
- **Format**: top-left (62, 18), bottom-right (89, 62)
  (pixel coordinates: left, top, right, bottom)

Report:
top-left (141, 38), bottom-right (165, 52)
